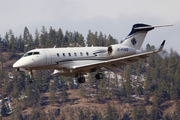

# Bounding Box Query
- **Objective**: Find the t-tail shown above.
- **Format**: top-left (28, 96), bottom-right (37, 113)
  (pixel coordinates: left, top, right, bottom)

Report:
top-left (121, 23), bottom-right (172, 50)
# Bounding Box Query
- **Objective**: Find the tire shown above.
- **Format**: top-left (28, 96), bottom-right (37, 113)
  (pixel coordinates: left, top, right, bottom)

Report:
top-left (95, 73), bottom-right (103, 79)
top-left (77, 77), bottom-right (85, 83)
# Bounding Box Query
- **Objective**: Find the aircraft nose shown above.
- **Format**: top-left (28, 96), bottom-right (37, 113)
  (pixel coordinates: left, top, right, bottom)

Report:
top-left (13, 61), bottom-right (21, 68)
top-left (13, 58), bottom-right (35, 68)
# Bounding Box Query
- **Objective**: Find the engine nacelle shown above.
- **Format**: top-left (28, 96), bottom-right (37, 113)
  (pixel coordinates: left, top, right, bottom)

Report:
top-left (107, 44), bottom-right (136, 58)
top-left (136, 50), bottom-right (142, 54)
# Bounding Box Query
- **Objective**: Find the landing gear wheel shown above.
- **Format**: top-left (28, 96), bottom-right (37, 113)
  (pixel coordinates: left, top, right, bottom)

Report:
top-left (77, 77), bottom-right (85, 83)
top-left (95, 73), bottom-right (103, 79)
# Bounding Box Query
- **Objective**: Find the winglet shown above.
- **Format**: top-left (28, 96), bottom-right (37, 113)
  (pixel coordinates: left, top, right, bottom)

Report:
top-left (158, 40), bottom-right (166, 51)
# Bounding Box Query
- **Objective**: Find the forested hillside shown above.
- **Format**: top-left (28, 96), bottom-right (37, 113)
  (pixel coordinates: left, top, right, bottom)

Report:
top-left (0, 26), bottom-right (180, 120)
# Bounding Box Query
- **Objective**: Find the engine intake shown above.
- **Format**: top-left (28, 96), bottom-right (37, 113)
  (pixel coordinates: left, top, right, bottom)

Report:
top-left (107, 44), bottom-right (136, 58)
top-left (107, 46), bottom-right (113, 55)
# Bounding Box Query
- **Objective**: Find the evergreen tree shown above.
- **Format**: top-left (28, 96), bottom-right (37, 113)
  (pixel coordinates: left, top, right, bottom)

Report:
top-left (39, 110), bottom-right (47, 120)
top-left (3, 32), bottom-right (9, 51)
top-left (63, 31), bottom-right (70, 47)
top-left (86, 30), bottom-right (98, 46)
top-left (78, 109), bottom-right (85, 120)
top-left (61, 87), bottom-right (68, 102)
top-left (40, 26), bottom-right (48, 47)
top-left (69, 109), bottom-right (74, 120)
top-left (85, 109), bottom-right (91, 120)
top-left (135, 85), bottom-right (143, 97)
top-left (74, 32), bottom-right (85, 47)
top-left (105, 102), bottom-right (119, 120)
top-left (23, 26), bottom-right (29, 44)
top-left (124, 66), bottom-right (132, 102)
top-left (9, 34), bottom-right (16, 53)
top-left (174, 63), bottom-right (180, 98)
top-left (170, 85), bottom-right (178, 100)
top-left (49, 82), bottom-right (56, 105)
top-left (10, 104), bottom-right (24, 120)
top-left (105, 34), bottom-right (118, 46)
top-left (167, 54), bottom-right (177, 84)
top-left (99, 78), bottom-right (108, 103)
top-left (49, 110), bottom-right (55, 120)
top-left (61, 111), bottom-right (66, 120)
top-left (150, 94), bottom-right (162, 120)
top-left (30, 107), bottom-right (40, 120)
top-left (1, 96), bottom-right (7, 117)
top-left (132, 100), bottom-right (147, 120)
top-left (27, 34), bottom-right (34, 50)
top-left (98, 32), bottom-right (105, 46)
top-left (56, 28), bottom-right (64, 47)
top-left (48, 27), bottom-right (56, 47)
top-left (34, 29), bottom-right (40, 48)
top-left (17, 35), bottom-right (24, 52)
top-left (92, 110), bottom-right (103, 120)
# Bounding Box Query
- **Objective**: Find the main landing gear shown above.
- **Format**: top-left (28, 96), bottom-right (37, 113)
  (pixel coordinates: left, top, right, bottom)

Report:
top-left (76, 73), bottom-right (86, 83)
top-left (77, 77), bottom-right (86, 83)
top-left (77, 72), bottom-right (104, 84)
top-left (95, 72), bottom-right (103, 79)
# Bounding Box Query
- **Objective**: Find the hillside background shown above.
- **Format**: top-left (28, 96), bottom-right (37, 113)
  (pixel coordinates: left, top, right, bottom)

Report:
top-left (0, 26), bottom-right (180, 120)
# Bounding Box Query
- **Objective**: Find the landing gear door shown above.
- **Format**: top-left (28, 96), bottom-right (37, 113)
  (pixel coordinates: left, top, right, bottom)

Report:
top-left (43, 50), bottom-right (52, 65)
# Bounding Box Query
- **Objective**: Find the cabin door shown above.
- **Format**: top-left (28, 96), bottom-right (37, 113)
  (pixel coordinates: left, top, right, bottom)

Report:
top-left (43, 50), bottom-right (52, 65)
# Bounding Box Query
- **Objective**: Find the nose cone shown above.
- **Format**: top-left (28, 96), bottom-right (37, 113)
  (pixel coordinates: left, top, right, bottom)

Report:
top-left (13, 60), bottom-right (21, 68)
top-left (13, 58), bottom-right (29, 68)
top-left (13, 58), bottom-right (35, 68)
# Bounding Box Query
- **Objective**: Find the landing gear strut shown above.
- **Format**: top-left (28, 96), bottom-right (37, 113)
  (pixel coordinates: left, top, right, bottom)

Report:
top-left (95, 72), bottom-right (103, 79)
top-left (28, 70), bottom-right (34, 83)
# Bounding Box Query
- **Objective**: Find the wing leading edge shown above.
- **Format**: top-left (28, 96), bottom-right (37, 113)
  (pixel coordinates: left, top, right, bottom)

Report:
top-left (72, 40), bottom-right (166, 71)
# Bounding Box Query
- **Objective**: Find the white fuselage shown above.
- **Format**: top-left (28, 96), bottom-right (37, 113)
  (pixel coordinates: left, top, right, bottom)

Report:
top-left (13, 44), bottom-right (138, 71)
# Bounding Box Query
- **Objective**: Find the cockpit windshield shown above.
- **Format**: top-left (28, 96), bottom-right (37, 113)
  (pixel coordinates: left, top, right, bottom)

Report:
top-left (23, 52), bottom-right (40, 57)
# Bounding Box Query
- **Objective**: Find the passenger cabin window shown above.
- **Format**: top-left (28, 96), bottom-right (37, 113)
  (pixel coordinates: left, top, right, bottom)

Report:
top-left (74, 52), bottom-right (77, 56)
top-left (86, 52), bottom-right (89, 56)
top-left (80, 52), bottom-right (83, 56)
top-left (57, 53), bottom-right (59, 57)
top-left (68, 53), bottom-right (71, 57)
top-left (63, 53), bottom-right (65, 57)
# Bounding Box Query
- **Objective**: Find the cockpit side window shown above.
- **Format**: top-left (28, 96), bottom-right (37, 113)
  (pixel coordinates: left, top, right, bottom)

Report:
top-left (23, 52), bottom-right (32, 57)
top-left (33, 52), bottom-right (40, 55)
top-left (23, 52), bottom-right (40, 57)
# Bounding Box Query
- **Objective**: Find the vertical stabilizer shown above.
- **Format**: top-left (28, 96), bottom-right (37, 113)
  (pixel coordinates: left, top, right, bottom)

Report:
top-left (122, 24), bottom-right (154, 50)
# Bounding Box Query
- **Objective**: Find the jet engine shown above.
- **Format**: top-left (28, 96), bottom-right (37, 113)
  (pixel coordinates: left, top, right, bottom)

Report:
top-left (107, 44), bottom-right (136, 58)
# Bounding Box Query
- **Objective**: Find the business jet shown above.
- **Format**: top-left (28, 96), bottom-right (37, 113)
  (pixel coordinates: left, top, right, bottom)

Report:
top-left (13, 23), bottom-right (170, 83)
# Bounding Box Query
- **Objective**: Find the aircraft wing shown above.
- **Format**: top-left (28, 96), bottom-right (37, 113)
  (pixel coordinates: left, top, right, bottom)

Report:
top-left (72, 40), bottom-right (165, 71)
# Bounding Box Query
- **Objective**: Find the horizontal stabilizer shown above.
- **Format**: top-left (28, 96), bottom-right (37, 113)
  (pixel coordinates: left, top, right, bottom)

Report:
top-left (134, 25), bottom-right (173, 30)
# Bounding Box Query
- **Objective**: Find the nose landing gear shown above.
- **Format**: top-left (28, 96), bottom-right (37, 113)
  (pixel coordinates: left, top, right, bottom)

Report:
top-left (28, 70), bottom-right (34, 83)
